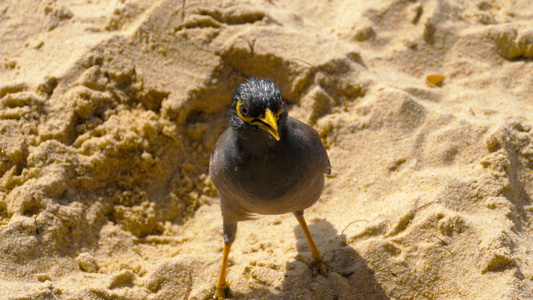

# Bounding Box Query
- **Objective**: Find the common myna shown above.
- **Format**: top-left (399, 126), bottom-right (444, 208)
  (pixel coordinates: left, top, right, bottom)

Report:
top-left (209, 78), bottom-right (331, 299)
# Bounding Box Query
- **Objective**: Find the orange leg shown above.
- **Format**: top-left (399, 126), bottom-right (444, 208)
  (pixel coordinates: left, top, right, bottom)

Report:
top-left (215, 243), bottom-right (231, 299)
top-left (296, 215), bottom-right (327, 276)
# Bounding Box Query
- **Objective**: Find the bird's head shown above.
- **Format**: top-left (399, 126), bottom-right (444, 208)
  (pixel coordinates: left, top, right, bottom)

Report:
top-left (230, 78), bottom-right (287, 141)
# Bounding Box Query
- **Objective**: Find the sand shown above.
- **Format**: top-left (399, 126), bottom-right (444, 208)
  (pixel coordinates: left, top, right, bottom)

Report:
top-left (1, 0), bottom-right (532, 299)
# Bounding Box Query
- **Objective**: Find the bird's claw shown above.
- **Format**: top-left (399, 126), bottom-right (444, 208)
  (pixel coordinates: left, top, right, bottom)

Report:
top-left (215, 280), bottom-right (230, 299)
top-left (298, 255), bottom-right (328, 277)
top-left (310, 259), bottom-right (328, 277)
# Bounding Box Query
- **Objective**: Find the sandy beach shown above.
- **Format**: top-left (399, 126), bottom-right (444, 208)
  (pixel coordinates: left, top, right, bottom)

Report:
top-left (1, 0), bottom-right (533, 299)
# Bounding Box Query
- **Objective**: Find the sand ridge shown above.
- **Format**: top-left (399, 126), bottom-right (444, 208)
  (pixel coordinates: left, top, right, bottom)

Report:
top-left (0, 0), bottom-right (532, 299)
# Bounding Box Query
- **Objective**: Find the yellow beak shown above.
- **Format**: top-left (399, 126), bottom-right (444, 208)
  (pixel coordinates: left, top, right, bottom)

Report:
top-left (256, 109), bottom-right (280, 141)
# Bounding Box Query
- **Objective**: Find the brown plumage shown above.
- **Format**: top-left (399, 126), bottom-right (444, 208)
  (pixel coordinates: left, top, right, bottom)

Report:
top-left (209, 78), bottom-right (330, 299)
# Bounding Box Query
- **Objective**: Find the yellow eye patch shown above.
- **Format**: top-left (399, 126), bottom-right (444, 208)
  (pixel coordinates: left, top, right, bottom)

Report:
top-left (236, 101), bottom-right (284, 123)
top-left (236, 101), bottom-right (254, 123)
top-left (274, 105), bottom-right (283, 119)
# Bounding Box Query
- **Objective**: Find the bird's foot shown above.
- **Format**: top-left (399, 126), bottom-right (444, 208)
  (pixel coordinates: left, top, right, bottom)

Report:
top-left (215, 280), bottom-right (230, 300)
top-left (310, 258), bottom-right (328, 277)
top-left (297, 255), bottom-right (328, 277)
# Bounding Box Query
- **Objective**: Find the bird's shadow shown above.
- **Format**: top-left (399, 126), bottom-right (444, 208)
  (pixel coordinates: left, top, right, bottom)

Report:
top-left (233, 219), bottom-right (389, 300)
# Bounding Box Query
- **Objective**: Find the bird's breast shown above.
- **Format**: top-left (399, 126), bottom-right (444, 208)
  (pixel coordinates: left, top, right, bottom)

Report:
top-left (222, 149), bottom-right (324, 215)
top-left (211, 122), bottom-right (329, 217)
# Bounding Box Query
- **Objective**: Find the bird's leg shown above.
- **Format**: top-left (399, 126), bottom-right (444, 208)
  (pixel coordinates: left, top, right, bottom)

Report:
top-left (215, 243), bottom-right (231, 299)
top-left (294, 211), bottom-right (328, 276)
top-left (215, 222), bottom-right (237, 299)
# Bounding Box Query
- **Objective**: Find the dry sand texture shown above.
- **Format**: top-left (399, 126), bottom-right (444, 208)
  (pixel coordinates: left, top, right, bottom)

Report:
top-left (1, 0), bottom-right (533, 299)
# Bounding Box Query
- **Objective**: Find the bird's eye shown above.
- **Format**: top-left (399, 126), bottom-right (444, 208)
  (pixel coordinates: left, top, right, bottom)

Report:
top-left (239, 103), bottom-right (249, 116)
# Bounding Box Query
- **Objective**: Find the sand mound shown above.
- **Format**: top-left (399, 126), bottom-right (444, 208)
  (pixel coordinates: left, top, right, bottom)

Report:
top-left (1, 0), bottom-right (532, 299)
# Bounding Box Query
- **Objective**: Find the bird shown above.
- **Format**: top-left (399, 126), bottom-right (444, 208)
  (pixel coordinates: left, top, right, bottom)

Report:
top-left (209, 78), bottom-right (331, 299)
